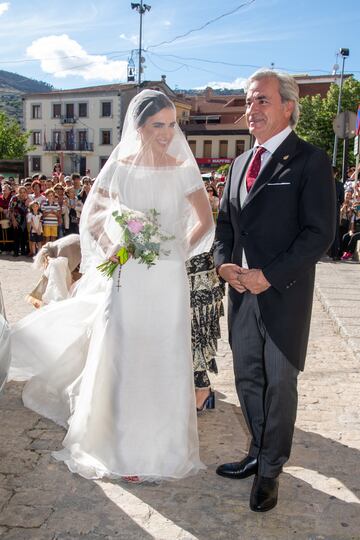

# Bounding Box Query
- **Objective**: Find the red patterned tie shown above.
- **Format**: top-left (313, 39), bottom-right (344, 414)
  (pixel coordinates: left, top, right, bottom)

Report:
top-left (246, 146), bottom-right (266, 192)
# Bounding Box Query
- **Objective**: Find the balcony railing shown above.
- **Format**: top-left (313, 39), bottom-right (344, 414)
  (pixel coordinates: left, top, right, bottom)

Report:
top-left (60, 116), bottom-right (78, 124)
top-left (44, 142), bottom-right (94, 152)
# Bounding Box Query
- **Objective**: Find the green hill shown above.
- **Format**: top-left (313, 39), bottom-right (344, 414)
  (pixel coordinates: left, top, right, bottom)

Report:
top-left (0, 70), bottom-right (53, 93)
top-left (0, 70), bottom-right (54, 124)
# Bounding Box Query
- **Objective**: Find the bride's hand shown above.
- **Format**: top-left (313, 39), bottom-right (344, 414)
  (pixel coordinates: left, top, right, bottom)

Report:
top-left (109, 256), bottom-right (119, 263)
top-left (105, 243), bottom-right (122, 261)
top-left (108, 251), bottom-right (131, 264)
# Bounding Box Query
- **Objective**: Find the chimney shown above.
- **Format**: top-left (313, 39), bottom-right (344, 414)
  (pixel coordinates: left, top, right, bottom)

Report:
top-left (194, 96), bottom-right (200, 113)
top-left (161, 75), bottom-right (166, 83)
top-left (205, 86), bottom-right (213, 101)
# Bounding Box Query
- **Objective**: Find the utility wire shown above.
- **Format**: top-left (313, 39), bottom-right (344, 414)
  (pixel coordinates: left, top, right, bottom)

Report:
top-left (0, 50), bottom-right (133, 65)
top-left (146, 55), bottom-right (185, 74)
top-left (0, 47), bottom-right (358, 75)
top-left (146, 0), bottom-right (256, 50)
top-left (149, 52), bottom-right (357, 75)
top-left (147, 51), bottom-right (235, 78)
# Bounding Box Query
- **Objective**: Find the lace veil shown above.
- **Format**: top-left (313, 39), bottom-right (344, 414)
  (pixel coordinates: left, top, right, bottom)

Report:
top-left (79, 89), bottom-right (214, 275)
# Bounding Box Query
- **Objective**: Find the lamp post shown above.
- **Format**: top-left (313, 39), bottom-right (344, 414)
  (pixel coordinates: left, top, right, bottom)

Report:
top-left (332, 48), bottom-right (350, 168)
top-left (131, 2), bottom-right (151, 86)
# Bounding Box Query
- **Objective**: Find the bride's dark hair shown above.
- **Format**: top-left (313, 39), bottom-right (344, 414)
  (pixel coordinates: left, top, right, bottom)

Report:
top-left (134, 92), bottom-right (175, 128)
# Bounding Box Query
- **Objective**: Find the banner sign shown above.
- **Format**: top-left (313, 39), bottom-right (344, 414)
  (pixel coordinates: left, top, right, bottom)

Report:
top-left (356, 105), bottom-right (360, 136)
top-left (196, 158), bottom-right (233, 165)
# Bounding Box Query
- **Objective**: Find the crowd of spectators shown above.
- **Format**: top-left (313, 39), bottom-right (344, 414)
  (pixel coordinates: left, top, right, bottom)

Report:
top-left (3, 163), bottom-right (357, 262)
top-left (339, 167), bottom-right (360, 261)
top-left (0, 172), bottom-right (94, 257)
top-left (0, 167), bottom-right (228, 258)
top-left (203, 170), bottom-right (226, 220)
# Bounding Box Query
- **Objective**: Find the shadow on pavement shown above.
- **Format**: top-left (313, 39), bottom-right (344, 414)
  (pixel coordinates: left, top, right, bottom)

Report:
top-left (1, 383), bottom-right (359, 539)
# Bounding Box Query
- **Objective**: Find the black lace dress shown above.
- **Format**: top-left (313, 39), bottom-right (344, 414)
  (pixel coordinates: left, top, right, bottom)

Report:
top-left (186, 250), bottom-right (225, 389)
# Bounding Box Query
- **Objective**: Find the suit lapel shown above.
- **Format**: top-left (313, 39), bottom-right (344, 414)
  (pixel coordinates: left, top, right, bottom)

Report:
top-left (242, 131), bottom-right (300, 210)
top-left (229, 151), bottom-right (253, 211)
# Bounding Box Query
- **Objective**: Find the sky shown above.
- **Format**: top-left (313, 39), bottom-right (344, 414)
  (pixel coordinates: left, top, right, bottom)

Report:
top-left (0, 0), bottom-right (359, 91)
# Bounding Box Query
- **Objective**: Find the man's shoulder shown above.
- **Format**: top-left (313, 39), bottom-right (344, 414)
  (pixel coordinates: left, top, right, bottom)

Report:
top-left (294, 133), bottom-right (329, 160)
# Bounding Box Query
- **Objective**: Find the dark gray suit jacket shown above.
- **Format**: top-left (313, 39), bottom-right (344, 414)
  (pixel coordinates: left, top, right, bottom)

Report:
top-left (214, 131), bottom-right (336, 370)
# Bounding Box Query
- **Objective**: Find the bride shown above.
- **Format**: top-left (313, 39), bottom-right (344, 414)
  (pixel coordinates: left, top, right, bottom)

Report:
top-left (10, 90), bottom-right (214, 481)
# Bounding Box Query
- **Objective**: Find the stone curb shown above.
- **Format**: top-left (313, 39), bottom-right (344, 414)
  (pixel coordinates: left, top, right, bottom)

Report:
top-left (315, 280), bottom-right (360, 362)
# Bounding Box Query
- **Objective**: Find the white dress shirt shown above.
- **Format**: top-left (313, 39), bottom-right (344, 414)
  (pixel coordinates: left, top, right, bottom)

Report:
top-left (241, 126), bottom-right (293, 268)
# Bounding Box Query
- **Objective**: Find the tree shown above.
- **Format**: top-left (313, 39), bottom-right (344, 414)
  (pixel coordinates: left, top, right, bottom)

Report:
top-left (0, 111), bottom-right (33, 159)
top-left (296, 77), bottom-right (360, 167)
top-left (216, 163), bottom-right (230, 176)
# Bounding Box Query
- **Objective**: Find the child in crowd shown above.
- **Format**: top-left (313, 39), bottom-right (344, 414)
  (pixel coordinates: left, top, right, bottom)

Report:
top-left (53, 184), bottom-right (67, 238)
top-left (65, 187), bottom-right (83, 235)
top-left (41, 188), bottom-right (61, 242)
top-left (27, 201), bottom-right (43, 257)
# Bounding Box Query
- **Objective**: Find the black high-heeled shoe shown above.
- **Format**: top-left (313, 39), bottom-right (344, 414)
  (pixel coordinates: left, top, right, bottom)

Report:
top-left (197, 390), bottom-right (215, 413)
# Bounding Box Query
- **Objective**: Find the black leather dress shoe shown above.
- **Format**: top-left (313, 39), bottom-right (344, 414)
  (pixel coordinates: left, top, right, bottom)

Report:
top-left (250, 475), bottom-right (279, 512)
top-left (216, 455), bottom-right (258, 479)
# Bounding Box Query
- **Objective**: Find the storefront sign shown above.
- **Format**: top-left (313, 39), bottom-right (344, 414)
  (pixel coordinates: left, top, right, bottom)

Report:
top-left (196, 158), bottom-right (233, 165)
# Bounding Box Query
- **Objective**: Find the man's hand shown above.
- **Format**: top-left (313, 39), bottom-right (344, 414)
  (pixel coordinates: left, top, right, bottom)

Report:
top-left (238, 268), bottom-right (271, 295)
top-left (218, 263), bottom-right (247, 293)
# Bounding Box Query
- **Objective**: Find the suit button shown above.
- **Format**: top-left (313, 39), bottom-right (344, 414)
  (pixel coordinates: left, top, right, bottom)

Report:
top-left (240, 231), bottom-right (248, 236)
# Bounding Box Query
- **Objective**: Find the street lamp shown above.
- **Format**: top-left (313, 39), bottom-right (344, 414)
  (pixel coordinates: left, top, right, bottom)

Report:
top-left (131, 1), bottom-right (151, 86)
top-left (332, 47), bottom-right (350, 168)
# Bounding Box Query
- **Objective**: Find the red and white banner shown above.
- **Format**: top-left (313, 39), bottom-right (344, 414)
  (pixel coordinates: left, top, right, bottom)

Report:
top-left (196, 158), bottom-right (233, 165)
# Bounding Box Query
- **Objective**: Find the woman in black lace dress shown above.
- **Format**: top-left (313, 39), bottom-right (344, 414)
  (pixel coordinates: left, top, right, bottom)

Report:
top-left (186, 249), bottom-right (225, 411)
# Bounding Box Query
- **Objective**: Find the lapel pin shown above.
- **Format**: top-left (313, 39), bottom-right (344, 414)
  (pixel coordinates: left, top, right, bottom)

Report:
top-left (282, 155), bottom-right (289, 161)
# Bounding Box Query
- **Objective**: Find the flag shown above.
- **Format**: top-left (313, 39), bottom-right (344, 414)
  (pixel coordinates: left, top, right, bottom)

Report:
top-left (356, 105), bottom-right (360, 136)
top-left (69, 128), bottom-right (75, 150)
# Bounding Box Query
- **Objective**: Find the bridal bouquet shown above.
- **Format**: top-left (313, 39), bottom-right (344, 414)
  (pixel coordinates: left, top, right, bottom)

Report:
top-left (97, 208), bottom-right (175, 280)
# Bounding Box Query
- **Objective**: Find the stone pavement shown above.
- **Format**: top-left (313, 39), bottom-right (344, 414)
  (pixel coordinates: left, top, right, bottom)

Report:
top-left (0, 255), bottom-right (359, 540)
top-left (315, 259), bottom-right (360, 361)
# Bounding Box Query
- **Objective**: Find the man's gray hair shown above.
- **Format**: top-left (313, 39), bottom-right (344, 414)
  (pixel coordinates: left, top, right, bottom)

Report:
top-left (245, 69), bottom-right (300, 128)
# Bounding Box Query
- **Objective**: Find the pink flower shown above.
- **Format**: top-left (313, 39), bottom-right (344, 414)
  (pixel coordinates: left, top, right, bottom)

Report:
top-left (127, 219), bottom-right (144, 234)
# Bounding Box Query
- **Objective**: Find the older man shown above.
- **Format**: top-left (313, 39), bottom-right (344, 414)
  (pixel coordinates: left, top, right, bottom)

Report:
top-left (214, 70), bottom-right (335, 512)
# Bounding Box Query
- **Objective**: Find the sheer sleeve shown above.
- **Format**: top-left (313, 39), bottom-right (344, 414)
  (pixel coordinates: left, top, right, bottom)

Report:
top-left (181, 163), bottom-right (205, 196)
top-left (182, 164), bottom-right (215, 257)
top-left (79, 161), bottom-right (122, 273)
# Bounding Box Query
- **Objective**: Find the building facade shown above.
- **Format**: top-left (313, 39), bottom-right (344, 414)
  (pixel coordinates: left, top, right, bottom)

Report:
top-left (181, 88), bottom-right (251, 171)
top-left (24, 85), bottom-right (129, 177)
top-left (23, 78), bottom-right (191, 178)
top-left (294, 74), bottom-right (351, 98)
top-left (181, 74), bottom-right (349, 172)
top-left (23, 74), bottom-right (344, 177)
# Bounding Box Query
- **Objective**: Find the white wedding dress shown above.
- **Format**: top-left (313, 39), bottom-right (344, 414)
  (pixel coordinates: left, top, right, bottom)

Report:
top-left (10, 162), bottom-right (210, 481)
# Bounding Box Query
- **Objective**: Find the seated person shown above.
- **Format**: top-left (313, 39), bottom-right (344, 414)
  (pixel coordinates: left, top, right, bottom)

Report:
top-left (27, 234), bottom-right (81, 308)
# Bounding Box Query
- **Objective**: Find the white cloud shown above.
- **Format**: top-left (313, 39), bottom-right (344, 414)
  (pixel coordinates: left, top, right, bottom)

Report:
top-left (26, 34), bottom-right (128, 82)
top-left (195, 77), bottom-right (247, 91)
top-left (120, 33), bottom-right (138, 46)
top-left (0, 2), bottom-right (10, 16)
top-left (163, 20), bottom-right (172, 27)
